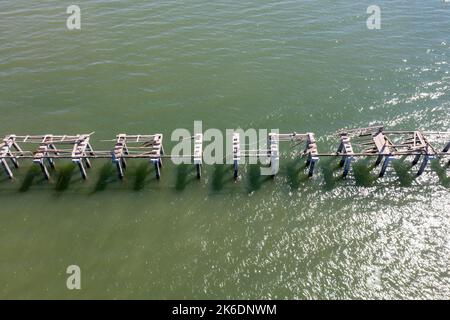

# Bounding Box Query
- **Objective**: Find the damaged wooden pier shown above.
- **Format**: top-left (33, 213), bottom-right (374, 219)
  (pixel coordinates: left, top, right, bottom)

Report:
top-left (0, 125), bottom-right (449, 182)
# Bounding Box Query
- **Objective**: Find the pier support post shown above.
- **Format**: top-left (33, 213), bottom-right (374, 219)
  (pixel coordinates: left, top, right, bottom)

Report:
top-left (232, 132), bottom-right (240, 179)
top-left (160, 145), bottom-right (165, 168)
top-left (7, 151), bottom-right (19, 169)
top-left (306, 133), bottom-right (319, 177)
top-left (268, 133), bottom-right (279, 177)
top-left (337, 134), bottom-right (353, 178)
top-left (116, 161), bottom-right (124, 179)
top-left (1, 135), bottom-right (21, 178)
top-left (375, 154), bottom-right (383, 167)
top-left (412, 153), bottom-right (421, 166)
top-left (308, 156), bottom-right (319, 177)
top-left (233, 160), bottom-right (238, 179)
top-left (84, 157), bottom-right (92, 169)
top-left (417, 155), bottom-right (430, 176)
top-left (112, 153), bottom-right (124, 179)
top-left (71, 134), bottom-right (93, 179)
top-left (337, 140), bottom-right (345, 167)
top-left (33, 143), bottom-right (52, 180)
top-left (77, 161), bottom-right (87, 180)
top-left (47, 144), bottom-right (57, 169)
top-left (379, 156), bottom-right (393, 177)
top-left (194, 134), bottom-right (203, 179)
top-left (34, 160), bottom-right (50, 180)
top-left (443, 141), bottom-right (450, 153)
top-left (12, 140), bottom-right (23, 168)
top-left (343, 156), bottom-right (353, 178)
top-left (1, 159), bottom-right (13, 179)
top-left (112, 134), bottom-right (126, 179)
top-left (153, 160), bottom-right (161, 179)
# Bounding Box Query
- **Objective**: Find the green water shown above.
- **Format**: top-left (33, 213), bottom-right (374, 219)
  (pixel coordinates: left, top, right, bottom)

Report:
top-left (1, 0), bottom-right (449, 299)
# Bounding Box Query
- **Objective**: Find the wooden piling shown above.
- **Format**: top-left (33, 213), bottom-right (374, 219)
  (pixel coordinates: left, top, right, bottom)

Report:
top-left (232, 132), bottom-right (240, 179)
top-left (379, 156), bottom-right (393, 177)
top-left (1, 159), bottom-right (14, 179)
top-left (417, 155), bottom-right (429, 176)
top-left (194, 134), bottom-right (203, 179)
top-left (306, 133), bottom-right (319, 177)
top-left (337, 133), bottom-right (354, 178)
top-left (268, 133), bottom-right (279, 177)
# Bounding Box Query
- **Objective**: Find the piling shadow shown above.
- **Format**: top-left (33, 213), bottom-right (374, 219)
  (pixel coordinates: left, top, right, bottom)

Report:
top-left (353, 159), bottom-right (375, 187)
top-left (54, 163), bottom-right (76, 192)
top-left (246, 165), bottom-right (272, 193)
top-left (133, 162), bottom-right (150, 191)
top-left (18, 166), bottom-right (41, 192)
top-left (431, 160), bottom-right (450, 188)
top-left (211, 164), bottom-right (234, 192)
top-left (391, 159), bottom-right (414, 187)
top-left (175, 164), bottom-right (197, 192)
top-left (286, 157), bottom-right (310, 189)
top-left (93, 162), bottom-right (116, 192)
top-left (320, 158), bottom-right (341, 191)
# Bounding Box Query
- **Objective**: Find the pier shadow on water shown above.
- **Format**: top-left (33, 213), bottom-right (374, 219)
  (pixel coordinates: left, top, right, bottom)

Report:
top-left (320, 158), bottom-right (343, 190)
top-left (286, 157), bottom-right (310, 189)
top-left (54, 163), bottom-right (76, 192)
top-left (391, 159), bottom-right (415, 187)
top-left (320, 158), bottom-right (376, 189)
top-left (211, 164), bottom-right (234, 192)
top-left (133, 162), bottom-right (151, 191)
top-left (174, 164), bottom-right (197, 192)
top-left (431, 159), bottom-right (450, 188)
top-left (353, 158), bottom-right (376, 187)
top-left (18, 166), bottom-right (41, 192)
top-left (93, 162), bottom-right (116, 192)
top-left (246, 164), bottom-right (272, 194)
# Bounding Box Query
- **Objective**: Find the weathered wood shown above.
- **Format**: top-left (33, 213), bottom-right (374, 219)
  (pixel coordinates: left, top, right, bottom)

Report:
top-left (417, 155), bottom-right (429, 176)
top-left (379, 156), bottom-right (393, 177)
top-left (306, 133), bottom-right (319, 177)
top-left (1, 159), bottom-right (14, 179)
top-left (337, 133), bottom-right (354, 178)
top-left (39, 161), bottom-right (50, 180)
top-left (268, 133), bottom-right (279, 176)
top-left (154, 161), bottom-right (161, 179)
top-left (194, 134), bottom-right (203, 179)
top-left (78, 161), bottom-right (87, 180)
top-left (232, 132), bottom-right (240, 179)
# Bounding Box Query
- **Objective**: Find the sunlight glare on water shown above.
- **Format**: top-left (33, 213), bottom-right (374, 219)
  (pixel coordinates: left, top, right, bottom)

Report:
top-left (0, 0), bottom-right (449, 299)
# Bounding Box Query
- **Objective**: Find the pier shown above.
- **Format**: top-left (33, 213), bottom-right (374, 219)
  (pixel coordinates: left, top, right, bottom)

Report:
top-left (0, 126), bottom-right (449, 182)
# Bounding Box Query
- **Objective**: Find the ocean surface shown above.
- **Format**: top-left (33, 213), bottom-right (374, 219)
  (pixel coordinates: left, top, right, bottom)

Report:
top-left (0, 0), bottom-right (449, 299)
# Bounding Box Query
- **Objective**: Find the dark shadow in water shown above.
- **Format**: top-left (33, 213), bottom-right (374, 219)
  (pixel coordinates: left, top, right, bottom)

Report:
top-left (246, 165), bottom-right (272, 193)
top-left (392, 159), bottom-right (414, 187)
top-left (133, 162), bottom-right (150, 191)
top-left (353, 158), bottom-right (375, 187)
top-left (93, 162), bottom-right (116, 193)
top-left (55, 163), bottom-right (76, 192)
top-left (287, 157), bottom-right (303, 189)
top-left (211, 164), bottom-right (234, 192)
top-left (175, 164), bottom-right (197, 192)
top-left (18, 166), bottom-right (41, 192)
top-left (320, 158), bottom-right (341, 191)
top-left (286, 157), bottom-right (312, 189)
top-left (431, 159), bottom-right (450, 188)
